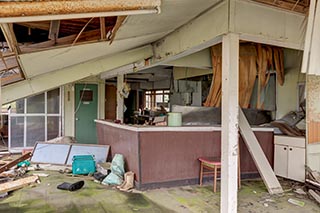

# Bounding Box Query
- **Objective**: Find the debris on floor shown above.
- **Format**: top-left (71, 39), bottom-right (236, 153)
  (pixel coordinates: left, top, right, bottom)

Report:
top-left (308, 189), bottom-right (320, 204)
top-left (288, 198), bottom-right (305, 207)
top-left (0, 175), bottom-right (40, 194)
top-left (57, 180), bottom-right (84, 191)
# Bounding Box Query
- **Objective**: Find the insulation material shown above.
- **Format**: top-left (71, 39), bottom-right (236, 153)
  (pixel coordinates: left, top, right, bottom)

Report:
top-left (204, 43), bottom-right (285, 109)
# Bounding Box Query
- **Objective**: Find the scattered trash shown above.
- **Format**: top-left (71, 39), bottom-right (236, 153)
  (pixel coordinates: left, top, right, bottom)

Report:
top-left (0, 152), bottom-right (32, 174)
top-left (0, 192), bottom-right (8, 198)
top-left (118, 171), bottom-right (135, 192)
top-left (308, 189), bottom-right (320, 205)
top-left (93, 172), bottom-right (107, 182)
top-left (17, 160), bottom-right (30, 168)
top-left (265, 199), bottom-right (275, 202)
top-left (288, 198), bottom-right (305, 207)
top-left (294, 188), bottom-right (307, 195)
top-left (32, 173), bottom-right (49, 177)
top-left (57, 180), bottom-right (84, 191)
top-left (102, 154), bottom-right (125, 186)
top-left (263, 203), bottom-right (268, 207)
top-left (253, 191), bottom-right (257, 194)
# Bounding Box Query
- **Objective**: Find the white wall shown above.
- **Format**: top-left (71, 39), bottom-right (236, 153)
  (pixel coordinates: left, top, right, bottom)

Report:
top-left (276, 49), bottom-right (305, 119)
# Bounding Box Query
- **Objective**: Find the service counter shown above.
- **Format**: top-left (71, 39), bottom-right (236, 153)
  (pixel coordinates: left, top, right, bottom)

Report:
top-left (95, 119), bottom-right (274, 189)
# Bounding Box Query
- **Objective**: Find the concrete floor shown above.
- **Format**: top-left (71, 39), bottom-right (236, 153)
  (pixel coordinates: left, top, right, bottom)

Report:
top-left (0, 171), bottom-right (319, 213)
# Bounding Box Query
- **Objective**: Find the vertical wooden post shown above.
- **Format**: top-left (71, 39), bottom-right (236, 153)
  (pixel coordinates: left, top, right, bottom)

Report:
top-left (221, 33), bottom-right (239, 213)
top-left (116, 74), bottom-right (124, 122)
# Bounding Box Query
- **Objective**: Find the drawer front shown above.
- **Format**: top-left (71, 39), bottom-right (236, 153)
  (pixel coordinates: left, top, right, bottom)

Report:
top-left (274, 135), bottom-right (305, 148)
top-left (274, 144), bottom-right (288, 178)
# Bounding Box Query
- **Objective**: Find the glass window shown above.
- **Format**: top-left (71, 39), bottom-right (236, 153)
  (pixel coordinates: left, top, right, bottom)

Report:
top-left (27, 93), bottom-right (45, 113)
top-left (10, 117), bottom-right (24, 148)
top-left (10, 99), bottom-right (24, 114)
top-left (47, 88), bottom-right (60, 114)
top-left (26, 116), bottom-right (45, 147)
top-left (47, 116), bottom-right (60, 140)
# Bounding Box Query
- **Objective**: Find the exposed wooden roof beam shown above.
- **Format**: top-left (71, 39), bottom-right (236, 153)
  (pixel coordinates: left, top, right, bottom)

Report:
top-left (109, 16), bottom-right (127, 44)
top-left (48, 20), bottom-right (60, 41)
top-left (0, 24), bottom-right (21, 54)
top-left (0, 0), bottom-right (161, 23)
top-left (254, 0), bottom-right (309, 13)
top-left (100, 17), bottom-right (107, 40)
top-left (20, 28), bottom-right (114, 53)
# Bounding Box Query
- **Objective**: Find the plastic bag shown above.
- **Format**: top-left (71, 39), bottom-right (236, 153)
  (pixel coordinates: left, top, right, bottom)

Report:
top-left (102, 154), bottom-right (125, 185)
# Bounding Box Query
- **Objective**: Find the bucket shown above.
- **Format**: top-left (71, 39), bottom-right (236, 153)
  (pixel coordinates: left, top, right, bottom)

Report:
top-left (167, 112), bottom-right (182, 127)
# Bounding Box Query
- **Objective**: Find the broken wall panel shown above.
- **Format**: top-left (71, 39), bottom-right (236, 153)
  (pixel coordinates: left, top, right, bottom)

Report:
top-left (307, 75), bottom-right (320, 144)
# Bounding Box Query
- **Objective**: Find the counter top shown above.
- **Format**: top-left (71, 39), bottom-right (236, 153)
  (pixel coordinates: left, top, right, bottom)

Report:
top-left (95, 119), bottom-right (275, 132)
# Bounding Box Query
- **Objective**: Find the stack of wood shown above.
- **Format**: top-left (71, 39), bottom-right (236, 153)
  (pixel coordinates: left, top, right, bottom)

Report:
top-left (204, 43), bottom-right (284, 109)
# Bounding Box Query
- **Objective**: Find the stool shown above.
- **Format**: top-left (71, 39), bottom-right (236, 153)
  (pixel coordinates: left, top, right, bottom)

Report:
top-left (198, 157), bottom-right (241, 192)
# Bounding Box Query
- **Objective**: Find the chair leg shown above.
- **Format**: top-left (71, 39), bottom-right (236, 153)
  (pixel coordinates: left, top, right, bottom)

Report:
top-left (213, 166), bottom-right (217, 193)
top-left (199, 162), bottom-right (203, 186)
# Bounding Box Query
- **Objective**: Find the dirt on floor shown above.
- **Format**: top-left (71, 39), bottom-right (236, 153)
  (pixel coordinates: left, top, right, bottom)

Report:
top-left (0, 170), bottom-right (319, 213)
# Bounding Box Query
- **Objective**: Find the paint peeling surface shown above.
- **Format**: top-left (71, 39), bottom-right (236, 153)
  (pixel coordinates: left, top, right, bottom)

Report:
top-left (307, 75), bottom-right (320, 143)
top-left (0, 0), bottom-right (161, 17)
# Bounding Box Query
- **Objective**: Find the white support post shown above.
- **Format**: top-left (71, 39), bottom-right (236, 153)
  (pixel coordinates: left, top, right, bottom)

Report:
top-left (221, 33), bottom-right (239, 213)
top-left (116, 74), bottom-right (124, 123)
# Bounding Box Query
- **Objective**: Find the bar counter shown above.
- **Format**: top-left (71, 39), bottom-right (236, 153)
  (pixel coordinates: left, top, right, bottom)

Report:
top-left (95, 119), bottom-right (274, 189)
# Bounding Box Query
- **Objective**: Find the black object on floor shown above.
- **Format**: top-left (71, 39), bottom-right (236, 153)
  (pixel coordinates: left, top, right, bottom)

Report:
top-left (93, 172), bottom-right (107, 181)
top-left (57, 180), bottom-right (85, 191)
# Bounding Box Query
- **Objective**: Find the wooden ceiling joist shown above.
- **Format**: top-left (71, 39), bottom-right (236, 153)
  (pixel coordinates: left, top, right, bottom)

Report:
top-left (48, 20), bottom-right (60, 41)
top-left (0, 0), bottom-right (161, 22)
top-left (254, 0), bottom-right (309, 13)
top-left (20, 28), bottom-right (114, 53)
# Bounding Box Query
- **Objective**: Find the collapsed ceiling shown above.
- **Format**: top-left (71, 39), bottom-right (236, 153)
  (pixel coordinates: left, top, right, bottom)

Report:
top-left (0, 0), bottom-right (310, 88)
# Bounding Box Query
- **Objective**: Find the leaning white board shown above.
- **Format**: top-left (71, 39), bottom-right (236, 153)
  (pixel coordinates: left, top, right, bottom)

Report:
top-left (31, 142), bottom-right (110, 165)
top-left (66, 144), bottom-right (110, 165)
top-left (31, 143), bottom-right (70, 164)
top-left (239, 109), bottom-right (283, 194)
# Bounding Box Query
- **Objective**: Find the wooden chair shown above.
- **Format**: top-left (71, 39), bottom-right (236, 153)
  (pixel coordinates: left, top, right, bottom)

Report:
top-left (198, 154), bottom-right (241, 192)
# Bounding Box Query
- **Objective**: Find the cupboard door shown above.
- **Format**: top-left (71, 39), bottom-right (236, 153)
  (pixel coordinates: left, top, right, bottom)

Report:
top-left (274, 145), bottom-right (288, 178)
top-left (288, 147), bottom-right (305, 182)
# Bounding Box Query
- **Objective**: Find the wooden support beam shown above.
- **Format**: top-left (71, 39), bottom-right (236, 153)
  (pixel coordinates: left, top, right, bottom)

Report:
top-left (239, 109), bottom-right (283, 194)
top-left (116, 74), bottom-right (124, 123)
top-left (100, 17), bottom-right (107, 40)
top-left (220, 33), bottom-right (239, 213)
top-left (0, 23), bottom-right (21, 54)
top-left (48, 20), bottom-right (60, 41)
top-left (109, 16), bottom-right (127, 44)
top-left (0, 175), bottom-right (39, 194)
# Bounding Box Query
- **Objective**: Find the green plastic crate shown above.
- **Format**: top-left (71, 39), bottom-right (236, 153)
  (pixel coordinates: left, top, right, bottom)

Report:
top-left (72, 155), bottom-right (96, 175)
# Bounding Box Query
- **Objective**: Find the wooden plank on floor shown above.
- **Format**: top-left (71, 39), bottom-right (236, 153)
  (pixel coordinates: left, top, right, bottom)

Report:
top-left (0, 175), bottom-right (39, 194)
top-left (239, 109), bottom-right (283, 194)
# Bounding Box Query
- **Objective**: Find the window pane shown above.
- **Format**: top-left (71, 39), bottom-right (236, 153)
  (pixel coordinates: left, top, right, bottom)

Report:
top-left (10, 99), bottom-right (24, 114)
top-left (10, 117), bottom-right (24, 148)
top-left (26, 116), bottom-right (45, 147)
top-left (47, 88), bottom-right (60, 114)
top-left (27, 93), bottom-right (45, 113)
top-left (156, 90), bottom-right (162, 94)
top-left (156, 95), bottom-right (163, 102)
top-left (47, 116), bottom-right (59, 140)
top-left (164, 94), bottom-right (169, 102)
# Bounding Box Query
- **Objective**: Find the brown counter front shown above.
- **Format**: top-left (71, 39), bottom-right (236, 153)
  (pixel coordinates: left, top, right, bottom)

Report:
top-left (96, 120), bottom-right (274, 189)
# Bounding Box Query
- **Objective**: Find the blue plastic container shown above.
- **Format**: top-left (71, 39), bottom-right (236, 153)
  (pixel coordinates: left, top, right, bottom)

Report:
top-left (72, 155), bottom-right (96, 175)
